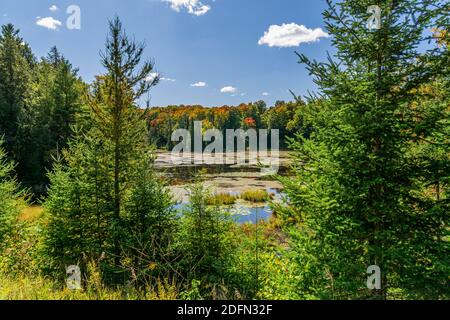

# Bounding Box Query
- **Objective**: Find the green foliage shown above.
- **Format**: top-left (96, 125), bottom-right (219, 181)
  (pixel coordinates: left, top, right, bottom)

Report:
top-left (147, 100), bottom-right (301, 150)
top-left (42, 17), bottom-right (174, 286)
top-left (1, 3), bottom-right (449, 300)
top-left (0, 24), bottom-right (84, 196)
top-left (41, 137), bottom-right (106, 277)
top-left (0, 24), bottom-right (34, 158)
top-left (15, 47), bottom-right (84, 195)
top-left (0, 140), bottom-right (24, 244)
top-left (176, 175), bottom-right (237, 298)
top-left (0, 139), bottom-right (38, 277)
top-left (120, 152), bottom-right (178, 285)
top-left (282, 0), bottom-right (450, 299)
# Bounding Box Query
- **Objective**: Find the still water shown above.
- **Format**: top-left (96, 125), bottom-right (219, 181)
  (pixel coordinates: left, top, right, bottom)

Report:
top-left (173, 188), bottom-right (283, 224)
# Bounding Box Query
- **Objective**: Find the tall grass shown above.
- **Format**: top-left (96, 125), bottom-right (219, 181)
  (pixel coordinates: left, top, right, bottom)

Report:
top-left (206, 193), bottom-right (238, 206)
top-left (240, 189), bottom-right (270, 203)
top-left (0, 269), bottom-right (179, 300)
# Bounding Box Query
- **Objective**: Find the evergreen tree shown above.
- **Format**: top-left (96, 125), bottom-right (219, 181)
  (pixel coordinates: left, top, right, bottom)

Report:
top-left (16, 47), bottom-right (84, 195)
top-left (176, 174), bottom-right (235, 297)
top-left (0, 139), bottom-right (25, 245)
top-left (0, 138), bottom-right (36, 277)
top-left (0, 24), bottom-right (34, 160)
top-left (90, 17), bottom-right (159, 264)
top-left (121, 151), bottom-right (178, 286)
top-left (43, 132), bottom-right (107, 276)
top-left (43, 17), bottom-right (172, 285)
top-left (282, 0), bottom-right (449, 299)
top-left (47, 47), bottom-right (84, 151)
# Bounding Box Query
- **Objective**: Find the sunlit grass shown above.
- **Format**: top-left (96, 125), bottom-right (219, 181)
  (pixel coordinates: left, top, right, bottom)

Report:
top-left (19, 206), bottom-right (44, 222)
top-left (0, 272), bottom-right (179, 300)
top-left (240, 189), bottom-right (270, 203)
top-left (206, 193), bottom-right (238, 206)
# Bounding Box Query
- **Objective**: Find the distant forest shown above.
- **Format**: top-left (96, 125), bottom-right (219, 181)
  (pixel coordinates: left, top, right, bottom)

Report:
top-left (147, 101), bottom-right (303, 149)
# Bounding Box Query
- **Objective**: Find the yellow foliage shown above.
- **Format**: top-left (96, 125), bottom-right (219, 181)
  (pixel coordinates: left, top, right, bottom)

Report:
top-left (19, 206), bottom-right (44, 222)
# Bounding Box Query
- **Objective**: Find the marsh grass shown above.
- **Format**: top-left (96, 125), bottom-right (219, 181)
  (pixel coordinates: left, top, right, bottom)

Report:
top-left (240, 189), bottom-right (271, 203)
top-left (206, 193), bottom-right (238, 206)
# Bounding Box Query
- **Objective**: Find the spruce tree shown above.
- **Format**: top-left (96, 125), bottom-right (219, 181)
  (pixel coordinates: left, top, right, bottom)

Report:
top-left (282, 0), bottom-right (449, 299)
top-left (176, 174), bottom-right (235, 297)
top-left (0, 24), bottom-right (34, 161)
top-left (0, 139), bottom-right (33, 277)
top-left (43, 17), bottom-right (173, 285)
top-left (91, 17), bottom-right (160, 265)
top-left (0, 139), bottom-right (25, 245)
top-left (16, 47), bottom-right (84, 195)
top-left (121, 150), bottom-right (177, 285)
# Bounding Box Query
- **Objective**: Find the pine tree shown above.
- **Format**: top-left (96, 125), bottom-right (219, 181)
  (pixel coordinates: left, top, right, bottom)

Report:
top-left (91, 17), bottom-right (159, 265)
top-left (16, 47), bottom-right (84, 195)
top-left (282, 0), bottom-right (449, 299)
top-left (176, 174), bottom-right (235, 297)
top-left (121, 152), bottom-right (177, 285)
top-left (42, 132), bottom-right (107, 276)
top-left (0, 139), bottom-right (25, 245)
top-left (0, 138), bottom-right (35, 277)
top-left (0, 24), bottom-right (34, 160)
top-left (43, 17), bottom-right (172, 285)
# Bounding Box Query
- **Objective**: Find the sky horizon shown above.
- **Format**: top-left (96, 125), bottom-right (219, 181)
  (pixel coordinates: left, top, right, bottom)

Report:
top-left (0, 0), bottom-right (333, 108)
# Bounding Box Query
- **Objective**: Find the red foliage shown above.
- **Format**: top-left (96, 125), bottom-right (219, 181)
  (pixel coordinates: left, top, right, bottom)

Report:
top-left (244, 117), bottom-right (256, 127)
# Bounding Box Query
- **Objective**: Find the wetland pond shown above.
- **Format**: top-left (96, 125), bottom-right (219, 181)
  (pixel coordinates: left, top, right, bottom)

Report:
top-left (155, 151), bottom-right (290, 224)
top-left (173, 188), bottom-right (285, 224)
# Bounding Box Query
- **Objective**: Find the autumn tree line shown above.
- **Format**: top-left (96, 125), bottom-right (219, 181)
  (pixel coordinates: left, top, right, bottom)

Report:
top-left (147, 101), bottom-right (302, 150)
top-left (0, 0), bottom-right (449, 300)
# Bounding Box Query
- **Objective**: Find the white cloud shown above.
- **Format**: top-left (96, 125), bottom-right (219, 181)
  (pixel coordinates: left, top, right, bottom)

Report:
top-left (191, 81), bottom-right (207, 87)
top-left (163, 0), bottom-right (211, 16)
top-left (258, 23), bottom-right (329, 48)
top-left (36, 17), bottom-right (62, 30)
top-left (146, 73), bottom-right (176, 82)
top-left (49, 5), bottom-right (59, 12)
top-left (146, 73), bottom-right (158, 82)
top-left (262, 92), bottom-right (269, 96)
top-left (220, 86), bottom-right (237, 94)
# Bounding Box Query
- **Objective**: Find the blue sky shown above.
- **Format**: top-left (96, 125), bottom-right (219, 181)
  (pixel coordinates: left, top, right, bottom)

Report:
top-left (0, 0), bottom-right (332, 107)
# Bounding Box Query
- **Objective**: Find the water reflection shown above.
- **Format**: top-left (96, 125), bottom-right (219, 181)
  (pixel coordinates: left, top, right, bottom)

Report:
top-left (173, 187), bottom-right (284, 224)
top-left (231, 206), bottom-right (272, 224)
top-left (173, 203), bottom-right (272, 224)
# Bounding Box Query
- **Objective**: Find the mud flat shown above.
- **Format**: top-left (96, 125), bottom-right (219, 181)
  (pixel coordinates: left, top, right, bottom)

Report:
top-left (155, 150), bottom-right (292, 182)
top-left (155, 151), bottom-right (290, 222)
top-left (170, 172), bottom-right (284, 204)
